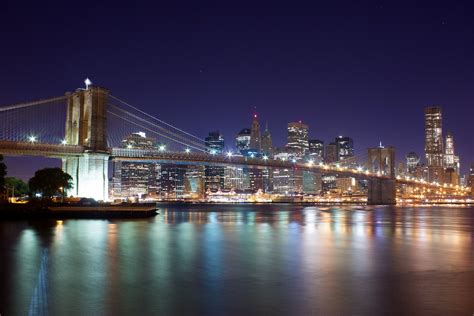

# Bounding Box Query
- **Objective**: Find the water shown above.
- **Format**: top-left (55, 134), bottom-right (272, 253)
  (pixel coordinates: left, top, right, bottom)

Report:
top-left (0, 205), bottom-right (473, 315)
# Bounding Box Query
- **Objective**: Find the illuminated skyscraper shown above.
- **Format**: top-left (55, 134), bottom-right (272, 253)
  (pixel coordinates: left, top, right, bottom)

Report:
top-left (406, 152), bottom-right (420, 174)
top-left (335, 136), bottom-right (354, 161)
top-left (204, 130), bottom-right (225, 191)
top-left (112, 132), bottom-right (160, 199)
top-left (261, 122), bottom-right (273, 157)
top-left (236, 128), bottom-right (251, 154)
top-left (287, 121), bottom-right (309, 156)
top-left (250, 110), bottom-right (261, 151)
top-left (424, 106), bottom-right (444, 182)
top-left (205, 130), bottom-right (225, 154)
top-left (308, 139), bottom-right (324, 160)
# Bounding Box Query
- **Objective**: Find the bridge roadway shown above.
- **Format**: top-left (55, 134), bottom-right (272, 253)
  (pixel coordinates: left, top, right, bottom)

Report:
top-left (0, 140), bottom-right (84, 158)
top-left (0, 142), bottom-right (466, 194)
top-left (111, 147), bottom-right (390, 178)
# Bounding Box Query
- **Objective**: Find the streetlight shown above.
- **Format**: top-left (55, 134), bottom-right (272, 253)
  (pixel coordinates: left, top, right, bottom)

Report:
top-left (227, 151), bottom-right (233, 157)
top-left (61, 139), bottom-right (67, 145)
top-left (159, 145), bottom-right (166, 152)
top-left (263, 155), bottom-right (268, 160)
top-left (28, 135), bottom-right (37, 143)
top-left (185, 148), bottom-right (191, 153)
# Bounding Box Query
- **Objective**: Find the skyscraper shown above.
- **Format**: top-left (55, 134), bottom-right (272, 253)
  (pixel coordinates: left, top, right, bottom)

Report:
top-left (205, 131), bottom-right (225, 154)
top-left (249, 110), bottom-right (261, 151)
top-left (424, 106), bottom-right (444, 182)
top-left (324, 143), bottom-right (338, 163)
top-left (335, 136), bottom-right (354, 161)
top-left (287, 121), bottom-right (309, 156)
top-left (236, 128), bottom-right (251, 154)
top-left (406, 152), bottom-right (420, 174)
top-left (261, 122), bottom-right (273, 157)
top-left (204, 131), bottom-right (225, 192)
top-left (308, 139), bottom-right (324, 160)
top-left (112, 132), bottom-right (160, 199)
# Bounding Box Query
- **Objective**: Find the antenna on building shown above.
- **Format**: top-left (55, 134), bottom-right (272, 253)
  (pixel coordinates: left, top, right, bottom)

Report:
top-left (84, 78), bottom-right (92, 90)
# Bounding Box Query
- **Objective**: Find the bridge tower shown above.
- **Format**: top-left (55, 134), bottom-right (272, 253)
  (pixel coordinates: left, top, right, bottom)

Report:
top-left (367, 146), bottom-right (396, 205)
top-left (62, 87), bottom-right (109, 201)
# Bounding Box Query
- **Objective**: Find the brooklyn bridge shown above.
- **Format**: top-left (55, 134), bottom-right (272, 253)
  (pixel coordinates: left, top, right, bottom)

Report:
top-left (0, 85), bottom-right (470, 204)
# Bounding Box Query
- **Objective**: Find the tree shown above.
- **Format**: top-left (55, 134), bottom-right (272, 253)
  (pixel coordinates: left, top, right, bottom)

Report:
top-left (0, 154), bottom-right (6, 195)
top-left (5, 177), bottom-right (29, 197)
top-left (28, 168), bottom-right (73, 198)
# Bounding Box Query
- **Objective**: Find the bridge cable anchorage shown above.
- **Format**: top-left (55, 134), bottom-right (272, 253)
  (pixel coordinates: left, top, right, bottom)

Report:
top-left (0, 96), bottom-right (67, 112)
top-left (107, 111), bottom-right (207, 152)
top-left (109, 94), bottom-right (204, 143)
top-left (108, 104), bottom-right (207, 150)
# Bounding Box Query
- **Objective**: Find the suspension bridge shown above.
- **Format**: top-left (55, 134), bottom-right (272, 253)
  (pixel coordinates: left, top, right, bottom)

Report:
top-left (0, 85), bottom-right (469, 204)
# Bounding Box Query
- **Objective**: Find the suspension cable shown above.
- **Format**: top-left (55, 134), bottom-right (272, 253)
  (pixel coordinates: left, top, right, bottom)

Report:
top-left (108, 111), bottom-right (207, 152)
top-left (108, 103), bottom-right (206, 149)
top-left (109, 94), bottom-right (204, 143)
top-left (0, 96), bottom-right (67, 112)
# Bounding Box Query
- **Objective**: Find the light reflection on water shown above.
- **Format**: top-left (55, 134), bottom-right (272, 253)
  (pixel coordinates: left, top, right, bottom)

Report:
top-left (0, 205), bottom-right (473, 315)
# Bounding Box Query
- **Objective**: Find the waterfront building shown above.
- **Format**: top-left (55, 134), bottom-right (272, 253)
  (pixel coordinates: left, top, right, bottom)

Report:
top-left (335, 136), bottom-right (354, 161)
top-left (224, 166), bottom-right (246, 190)
top-left (184, 165), bottom-right (205, 199)
top-left (287, 121), bottom-right (309, 156)
top-left (250, 111), bottom-right (261, 151)
top-left (160, 164), bottom-right (187, 200)
top-left (425, 106), bottom-right (444, 183)
top-left (302, 170), bottom-right (317, 194)
top-left (261, 122), bottom-right (273, 157)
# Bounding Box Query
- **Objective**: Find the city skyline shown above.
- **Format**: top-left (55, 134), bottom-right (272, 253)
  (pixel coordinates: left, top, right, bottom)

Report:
top-left (1, 2), bottom-right (473, 178)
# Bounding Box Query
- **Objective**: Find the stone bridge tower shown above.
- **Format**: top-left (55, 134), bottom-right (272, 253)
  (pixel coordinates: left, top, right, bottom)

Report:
top-left (62, 87), bottom-right (109, 201)
top-left (367, 146), bottom-right (396, 205)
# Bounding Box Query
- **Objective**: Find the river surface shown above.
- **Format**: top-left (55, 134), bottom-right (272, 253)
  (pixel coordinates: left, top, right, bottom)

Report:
top-left (0, 204), bottom-right (473, 315)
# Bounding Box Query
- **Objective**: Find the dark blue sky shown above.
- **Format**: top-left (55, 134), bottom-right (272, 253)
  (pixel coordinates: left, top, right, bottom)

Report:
top-left (1, 1), bottom-right (473, 178)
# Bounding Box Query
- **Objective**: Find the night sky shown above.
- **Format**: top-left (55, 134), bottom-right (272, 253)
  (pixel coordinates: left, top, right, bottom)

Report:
top-left (1, 1), bottom-right (473, 179)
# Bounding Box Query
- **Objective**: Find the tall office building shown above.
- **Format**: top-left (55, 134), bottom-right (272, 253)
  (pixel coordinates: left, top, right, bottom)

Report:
top-left (112, 132), bottom-right (160, 199)
top-left (205, 130), bottom-right (225, 191)
top-left (287, 121), bottom-right (309, 156)
top-left (425, 106), bottom-right (444, 182)
top-left (406, 152), bottom-right (420, 174)
top-left (236, 128), bottom-right (251, 154)
top-left (250, 111), bottom-right (261, 151)
top-left (444, 132), bottom-right (460, 172)
top-left (205, 131), bottom-right (225, 154)
top-left (160, 164), bottom-right (187, 200)
top-left (335, 136), bottom-right (354, 161)
top-left (324, 143), bottom-right (338, 163)
top-left (122, 132), bottom-right (157, 149)
top-left (308, 139), bottom-right (324, 159)
top-left (261, 122), bottom-right (273, 157)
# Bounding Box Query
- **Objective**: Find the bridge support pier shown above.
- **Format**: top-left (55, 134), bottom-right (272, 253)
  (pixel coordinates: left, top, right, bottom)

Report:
top-left (62, 153), bottom-right (109, 201)
top-left (367, 178), bottom-right (396, 205)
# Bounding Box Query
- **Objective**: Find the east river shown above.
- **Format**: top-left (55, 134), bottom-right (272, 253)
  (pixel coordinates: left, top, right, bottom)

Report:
top-left (0, 204), bottom-right (473, 315)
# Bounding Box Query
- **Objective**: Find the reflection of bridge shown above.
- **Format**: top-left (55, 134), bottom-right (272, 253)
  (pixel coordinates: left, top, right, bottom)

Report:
top-left (0, 85), bottom-right (469, 204)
